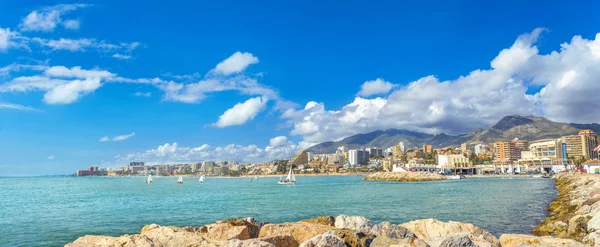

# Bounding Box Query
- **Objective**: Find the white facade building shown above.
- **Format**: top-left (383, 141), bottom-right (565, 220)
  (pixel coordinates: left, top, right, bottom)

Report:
top-left (349, 149), bottom-right (368, 166)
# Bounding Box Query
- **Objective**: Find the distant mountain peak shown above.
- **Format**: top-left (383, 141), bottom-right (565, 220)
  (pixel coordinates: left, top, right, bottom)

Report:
top-left (304, 115), bottom-right (600, 154)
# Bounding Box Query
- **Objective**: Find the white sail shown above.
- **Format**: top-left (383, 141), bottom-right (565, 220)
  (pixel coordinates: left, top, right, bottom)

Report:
top-left (178, 176), bottom-right (183, 183)
top-left (146, 175), bottom-right (152, 183)
top-left (199, 175), bottom-right (205, 183)
top-left (286, 167), bottom-right (292, 181)
top-left (254, 176), bottom-right (258, 180)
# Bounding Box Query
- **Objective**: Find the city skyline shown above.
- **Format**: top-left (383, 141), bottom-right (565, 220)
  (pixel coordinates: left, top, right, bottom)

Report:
top-left (2, 1), bottom-right (600, 176)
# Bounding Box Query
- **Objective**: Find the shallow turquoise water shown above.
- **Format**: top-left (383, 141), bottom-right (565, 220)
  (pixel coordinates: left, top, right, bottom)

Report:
top-left (0, 176), bottom-right (555, 247)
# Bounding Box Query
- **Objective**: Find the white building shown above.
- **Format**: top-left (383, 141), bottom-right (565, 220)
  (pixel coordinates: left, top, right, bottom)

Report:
top-left (366, 147), bottom-right (383, 157)
top-left (473, 144), bottom-right (485, 155)
top-left (306, 152), bottom-right (314, 162)
top-left (437, 154), bottom-right (470, 170)
top-left (349, 149), bottom-right (368, 166)
top-left (384, 147), bottom-right (393, 157)
top-left (399, 142), bottom-right (405, 153)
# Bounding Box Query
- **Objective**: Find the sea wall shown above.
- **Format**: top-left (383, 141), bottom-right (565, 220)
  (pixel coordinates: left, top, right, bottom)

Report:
top-left (533, 172), bottom-right (600, 245)
top-left (363, 172), bottom-right (447, 182)
top-left (66, 215), bottom-right (585, 247)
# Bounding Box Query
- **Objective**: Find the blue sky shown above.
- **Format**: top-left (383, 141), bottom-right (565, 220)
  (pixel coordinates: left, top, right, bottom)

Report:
top-left (1, 1), bottom-right (600, 176)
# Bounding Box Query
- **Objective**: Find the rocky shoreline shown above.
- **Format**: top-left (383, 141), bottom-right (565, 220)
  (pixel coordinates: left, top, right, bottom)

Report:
top-left (66, 215), bottom-right (585, 247)
top-left (67, 172), bottom-right (599, 247)
top-left (533, 172), bottom-right (600, 246)
top-left (363, 172), bottom-right (448, 182)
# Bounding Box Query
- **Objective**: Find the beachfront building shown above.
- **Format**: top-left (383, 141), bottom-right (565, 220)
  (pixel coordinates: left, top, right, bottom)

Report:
top-left (366, 147), bottom-right (383, 157)
top-left (348, 149), bottom-right (368, 166)
top-left (423, 144), bottom-right (433, 154)
top-left (583, 160), bottom-right (600, 174)
top-left (493, 141), bottom-right (520, 165)
top-left (561, 130), bottom-right (598, 160)
top-left (518, 138), bottom-right (564, 173)
top-left (437, 154), bottom-right (471, 173)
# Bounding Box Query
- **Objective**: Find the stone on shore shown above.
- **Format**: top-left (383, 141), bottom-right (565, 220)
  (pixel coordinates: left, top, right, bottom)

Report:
top-left (335, 215), bottom-right (415, 239)
top-left (399, 219), bottom-right (500, 247)
top-left (370, 235), bottom-right (430, 247)
top-left (258, 223), bottom-right (335, 243)
top-left (298, 233), bottom-right (346, 247)
top-left (300, 216), bottom-right (336, 226)
top-left (363, 172), bottom-right (447, 182)
top-left (256, 235), bottom-right (299, 247)
top-left (499, 234), bottom-right (586, 247)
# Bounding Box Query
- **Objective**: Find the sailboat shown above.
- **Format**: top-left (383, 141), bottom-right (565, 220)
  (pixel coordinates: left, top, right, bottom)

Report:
top-left (278, 166), bottom-right (296, 185)
top-left (199, 175), bottom-right (205, 183)
top-left (146, 174), bottom-right (153, 184)
top-left (177, 176), bottom-right (183, 184)
top-left (254, 176), bottom-right (258, 180)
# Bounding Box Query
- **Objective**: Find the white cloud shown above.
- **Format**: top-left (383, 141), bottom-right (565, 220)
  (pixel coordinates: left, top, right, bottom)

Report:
top-left (43, 77), bottom-right (101, 104)
top-left (19, 4), bottom-right (89, 32)
top-left (31, 38), bottom-right (139, 53)
top-left (283, 28), bottom-right (600, 144)
top-left (113, 53), bottom-right (132, 60)
top-left (214, 96), bottom-right (268, 127)
top-left (62, 19), bottom-right (80, 30)
top-left (213, 52), bottom-right (259, 75)
top-left (269, 136), bottom-right (292, 148)
top-left (0, 102), bottom-right (39, 111)
top-left (357, 78), bottom-right (396, 97)
top-left (99, 132), bottom-right (135, 142)
top-left (134, 92), bottom-right (151, 97)
top-left (47, 155), bottom-right (55, 160)
top-left (44, 66), bottom-right (114, 79)
top-left (116, 139), bottom-right (299, 165)
top-left (0, 28), bottom-right (11, 51)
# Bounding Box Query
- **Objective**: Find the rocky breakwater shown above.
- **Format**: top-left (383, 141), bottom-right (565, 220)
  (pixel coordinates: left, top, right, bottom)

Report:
top-left (533, 172), bottom-right (600, 246)
top-left (67, 214), bottom-right (583, 247)
top-left (363, 172), bottom-right (448, 182)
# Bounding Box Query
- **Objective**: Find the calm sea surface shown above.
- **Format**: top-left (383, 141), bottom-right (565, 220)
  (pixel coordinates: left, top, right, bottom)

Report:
top-left (0, 176), bottom-right (555, 247)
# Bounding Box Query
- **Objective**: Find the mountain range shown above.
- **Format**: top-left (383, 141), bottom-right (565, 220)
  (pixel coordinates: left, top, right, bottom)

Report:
top-left (305, 115), bottom-right (600, 154)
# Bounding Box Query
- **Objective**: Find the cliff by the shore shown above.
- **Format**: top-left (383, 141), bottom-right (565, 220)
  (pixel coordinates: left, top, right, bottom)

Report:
top-left (363, 172), bottom-right (447, 182)
top-left (533, 172), bottom-right (600, 245)
top-left (66, 215), bottom-right (585, 247)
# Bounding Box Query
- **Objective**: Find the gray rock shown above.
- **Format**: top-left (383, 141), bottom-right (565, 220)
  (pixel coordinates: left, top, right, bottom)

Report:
top-left (371, 235), bottom-right (430, 247)
top-left (334, 215), bottom-right (374, 233)
top-left (372, 221), bottom-right (416, 239)
top-left (438, 235), bottom-right (476, 247)
top-left (224, 239), bottom-right (276, 247)
top-left (299, 233), bottom-right (346, 247)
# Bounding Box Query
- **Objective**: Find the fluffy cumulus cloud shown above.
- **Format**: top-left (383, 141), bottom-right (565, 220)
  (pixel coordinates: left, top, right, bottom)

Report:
top-left (117, 138), bottom-right (299, 165)
top-left (0, 66), bottom-right (114, 104)
top-left (214, 96), bottom-right (268, 127)
top-left (283, 28), bottom-right (600, 143)
top-left (19, 4), bottom-right (88, 32)
top-left (357, 78), bottom-right (396, 97)
top-left (213, 52), bottom-right (259, 75)
top-left (99, 132), bottom-right (136, 142)
top-left (0, 28), bottom-right (11, 51)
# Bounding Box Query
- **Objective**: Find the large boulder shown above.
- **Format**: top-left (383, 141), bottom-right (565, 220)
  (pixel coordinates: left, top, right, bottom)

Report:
top-left (256, 235), bottom-right (299, 247)
top-left (372, 221), bottom-right (416, 239)
top-left (223, 239), bottom-right (276, 247)
top-left (139, 225), bottom-right (214, 246)
top-left (335, 215), bottom-right (415, 239)
top-left (197, 220), bottom-right (256, 240)
top-left (299, 233), bottom-right (346, 247)
top-left (335, 215), bottom-right (374, 233)
top-left (258, 223), bottom-right (335, 243)
top-left (370, 235), bottom-right (429, 247)
top-left (567, 214), bottom-right (591, 238)
top-left (400, 219), bottom-right (500, 247)
top-left (300, 216), bottom-right (336, 226)
top-left (329, 229), bottom-right (375, 247)
top-left (65, 236), bottom-right (119, 247)
top-left (437, 235), bottom-right (475, 247)
top-left (587, 212), bottom-right (600, 232)
top-left (499, 234), bottom-right (587, 247)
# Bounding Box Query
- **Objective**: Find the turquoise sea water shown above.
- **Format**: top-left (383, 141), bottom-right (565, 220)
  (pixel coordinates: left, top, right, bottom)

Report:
top-left (0, 176), bottom-right (555, 247)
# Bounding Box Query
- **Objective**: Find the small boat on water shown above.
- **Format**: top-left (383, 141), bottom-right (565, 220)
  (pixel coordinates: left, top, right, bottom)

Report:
top-left (177, 176), bottom-right (183, 184)
top-left (278, 166), bottom-right (296, 185)
top-left (541, 175), bottom-right (551, 179)
top-left (447, 169), bottom-right (465, 180)
top-left (254, 176), bottom-right (258, 180)
top-left (146, 175), bottom-right (153, 184)
top-left (199, 175), bottom-right (205, 183)
top-left (531, 174), bottom-right (543, 178)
